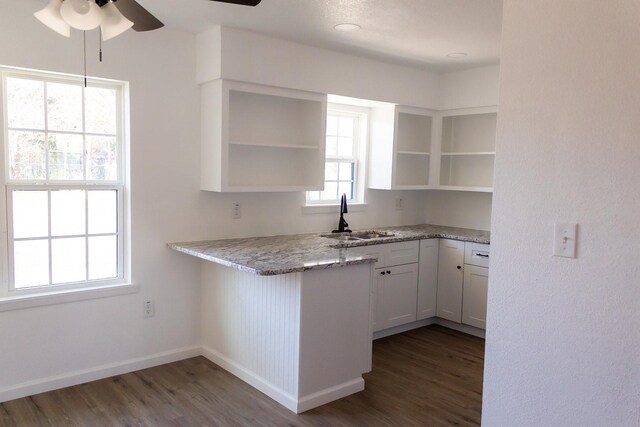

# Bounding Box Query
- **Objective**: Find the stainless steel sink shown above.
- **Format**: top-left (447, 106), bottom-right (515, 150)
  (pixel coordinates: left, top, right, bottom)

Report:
top-left (321, 231), bottom-right (395, 241)
top-left (351, 231), bottom-right (395, 239)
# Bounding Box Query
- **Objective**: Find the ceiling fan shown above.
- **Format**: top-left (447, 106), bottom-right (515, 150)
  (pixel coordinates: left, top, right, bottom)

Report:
top-left (35, 0), bottom-right (262, 40)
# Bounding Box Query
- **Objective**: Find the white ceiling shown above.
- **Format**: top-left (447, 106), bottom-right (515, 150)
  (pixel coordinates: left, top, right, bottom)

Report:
top-left (136, 0), bottom-right (503, 73)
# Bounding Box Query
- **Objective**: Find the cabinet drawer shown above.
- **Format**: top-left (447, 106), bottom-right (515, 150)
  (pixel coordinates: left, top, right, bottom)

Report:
top-left (464, 242), bottom-right (490, 268)
top-left (384, 240), bottom-right (419, 267)
top-left (349, 244), bottom-right (385, 269)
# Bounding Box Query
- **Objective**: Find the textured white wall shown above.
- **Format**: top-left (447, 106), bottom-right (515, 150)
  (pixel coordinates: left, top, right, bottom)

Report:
top-left (483, 1), bottom-right (640, 425)
top-left (438, 64), bottom-right (500, 110)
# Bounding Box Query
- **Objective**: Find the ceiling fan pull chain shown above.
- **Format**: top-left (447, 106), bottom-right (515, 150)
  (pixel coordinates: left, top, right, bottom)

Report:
top-left (99, 27), bottom-right (103, 62)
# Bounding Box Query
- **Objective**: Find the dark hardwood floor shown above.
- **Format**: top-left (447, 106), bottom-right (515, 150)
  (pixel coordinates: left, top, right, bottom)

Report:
top-left (0, 325), bottom-right (484, 426)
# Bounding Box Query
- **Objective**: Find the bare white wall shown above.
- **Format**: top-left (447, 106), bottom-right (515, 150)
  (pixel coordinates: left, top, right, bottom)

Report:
top-left (438, 64), bottom-right (500, 110)
top-left (425, 191), bottom-right (492, 231)
top-left (483, 1), bottom-right (640, 424)
top-left (0, 0), bottom-right (203, 399)
top-left (198, 26), bottom-right (441, 109)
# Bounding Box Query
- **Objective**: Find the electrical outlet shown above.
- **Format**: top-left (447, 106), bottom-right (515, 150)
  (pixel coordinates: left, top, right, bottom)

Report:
top-left (395, 198), bottom-right (404, 211)
top-left (143, 300), bottom-right (155, 318)
top-left (232, 202), bottom-right (241, 219)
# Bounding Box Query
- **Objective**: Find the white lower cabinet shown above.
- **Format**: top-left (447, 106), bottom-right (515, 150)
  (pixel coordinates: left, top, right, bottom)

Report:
top-left (462, 265), bottom-right (489, 329)
top-left (417, 239), bottom-right (439, 320)
top-left (356, 237), bottom-right (489, 335)
top-left (374, 263), bottom-right (419, 331)
top-left (436, 239), bottom-right (465, 323)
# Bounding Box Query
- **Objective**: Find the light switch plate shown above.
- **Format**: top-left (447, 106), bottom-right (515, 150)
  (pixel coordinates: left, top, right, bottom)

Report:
top-left (553, 222), bottom-right (577, 258)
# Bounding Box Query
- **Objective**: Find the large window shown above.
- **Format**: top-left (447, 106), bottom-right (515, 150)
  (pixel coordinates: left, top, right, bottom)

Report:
top-left (2, 68), bottom-right (126, 292)
top-left (307, 107), bottom-right (367, 204)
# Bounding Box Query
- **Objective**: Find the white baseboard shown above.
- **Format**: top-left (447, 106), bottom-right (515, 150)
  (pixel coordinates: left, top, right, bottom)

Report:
top-left (201, 346), bottom-right (298, 412)
top-left (296, 378), bottom-right (364, 413)
top-left (0, 346), bottom-right (201, 404)
top-left (373, 317), bottom-right (485, 340)
top-left (201, 346), bottom-right (365, 414)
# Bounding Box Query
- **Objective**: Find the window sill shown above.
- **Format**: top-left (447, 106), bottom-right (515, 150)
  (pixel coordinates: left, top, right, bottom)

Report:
top-left (301, 203), bottom-right (368, 215)
top-left (0, 283), bottom-right (140, 312)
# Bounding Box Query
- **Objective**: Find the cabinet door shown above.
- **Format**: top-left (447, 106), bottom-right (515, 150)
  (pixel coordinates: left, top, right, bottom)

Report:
top-left (417, 239), bottom-right (439, 320)
top-left (462, 265), bottom-right (489, 329)
top-left (436, 239), bottom-right (465, 323)
top-left (377, 264), bottom-right (419, 331)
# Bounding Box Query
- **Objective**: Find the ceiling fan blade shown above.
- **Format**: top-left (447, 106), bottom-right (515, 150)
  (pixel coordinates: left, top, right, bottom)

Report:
top-left (114, 0), bottom-right (164, 31)
top-left (209, 0), bottom-right (262, 6)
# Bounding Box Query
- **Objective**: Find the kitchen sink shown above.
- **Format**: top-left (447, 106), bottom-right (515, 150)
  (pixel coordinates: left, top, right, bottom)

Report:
top-left (321, 231), bottom-right (395, 241)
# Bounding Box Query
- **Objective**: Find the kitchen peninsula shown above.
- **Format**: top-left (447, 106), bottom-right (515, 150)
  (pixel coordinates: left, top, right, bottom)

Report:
top-left (169, 224), bottom-right (490, 413)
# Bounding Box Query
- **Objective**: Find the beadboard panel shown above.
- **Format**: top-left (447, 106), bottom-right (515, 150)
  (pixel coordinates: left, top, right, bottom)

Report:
top-left (201, 263), bottom-right (301, 398)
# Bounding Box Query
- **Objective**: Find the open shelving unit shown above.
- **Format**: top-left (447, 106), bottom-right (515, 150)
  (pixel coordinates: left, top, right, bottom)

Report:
top-left (369, 105), bottom-right (435, 190)
top-left (437, 109), bottom-right (497, 192)
top-left (200, 80), bottom-right (327, 192)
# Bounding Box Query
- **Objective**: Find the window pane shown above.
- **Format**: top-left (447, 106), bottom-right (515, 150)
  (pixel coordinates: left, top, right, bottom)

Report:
top-left (325, 162), bottom-right (338, 181)
top-left (47, 82), bottom-right (82, 132)
top-left (85, 86), bottom-right (117, 135)
top-left (13, 190), bottom-right (48, 239)
top-left (48, 133), bottom-right (84, 180)
top-left (320, 181), bottom-right (338, 201)
top-left (88, 190), bottom-right (117, 234)
top-left (14, 240), bottom-right (49, 288)
top-left (51, 190), bottom-right (85, 236)
top-left (86, 136), bottom-right (118, 180)
top-left (6, 77), bottom-right (45, 130)
top-left (339, 162), bottom-right (354, 181)
top-left (326, 136), bottom-right (338, 156)
top-left (8, 130), bottom-right (46, 180)
top-left (337, 137), bottom-right (354, 157)
top-left (338, 117), bottom-right (354, 137)
top-left (326, 116), bottom-right (338, 136)
top-left (52, 237), bottom-right (86, 284)
top-left (339, 181), bottom-right (354, 200)
top-left (88, 235), bottom-right (117, 280)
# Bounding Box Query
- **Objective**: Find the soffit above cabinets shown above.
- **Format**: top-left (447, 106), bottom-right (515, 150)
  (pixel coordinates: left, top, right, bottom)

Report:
top-left (134, 0), bottom-right (502, 73)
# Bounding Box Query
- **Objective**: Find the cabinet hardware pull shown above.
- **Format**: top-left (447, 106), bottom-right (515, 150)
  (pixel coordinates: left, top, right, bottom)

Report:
top-left (381, 271), bottom-right (386, 275)
top-left (457, 265), bottom-right (462, 269)
top-left (476, 253), bottom-right (489, 258)
top-left (386, 270), bottom-right (391, 274)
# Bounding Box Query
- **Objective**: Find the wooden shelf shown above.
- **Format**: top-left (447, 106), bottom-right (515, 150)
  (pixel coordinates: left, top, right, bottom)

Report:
top-left (441, 151), bottom-right (495, 156)
top-left (229, 141), bottom-right (320, 150)
top-left (435, 185), bottom-right (493, 193)
top-left (397, 151), bottom-right (430, 156)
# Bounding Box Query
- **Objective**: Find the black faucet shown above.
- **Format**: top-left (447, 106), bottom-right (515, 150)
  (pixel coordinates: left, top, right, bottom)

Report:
top-left (332, 193), bottom-right (352, 233)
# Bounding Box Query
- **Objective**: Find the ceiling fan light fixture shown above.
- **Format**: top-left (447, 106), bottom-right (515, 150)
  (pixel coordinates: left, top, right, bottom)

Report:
top-left (60, 0), bottom-right (103, 31)
top-left (34, 0), bottom-right (71, 37)
top-left (100, 1), bottom-right (134, 41)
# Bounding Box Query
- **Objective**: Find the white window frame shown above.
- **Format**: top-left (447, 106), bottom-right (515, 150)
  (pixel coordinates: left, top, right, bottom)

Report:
top-left (0, 66), bottom-right (129, 297)
top-left (306, 104), bottom-right (369, 206)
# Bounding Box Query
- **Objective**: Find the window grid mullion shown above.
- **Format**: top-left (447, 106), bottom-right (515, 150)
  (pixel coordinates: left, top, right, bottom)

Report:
top-left (43, 81), bottom-right (49, 181)
top-left (85, 189), bottom-right (89, 281)
top-left (47, 189), bottom-right (53, 286)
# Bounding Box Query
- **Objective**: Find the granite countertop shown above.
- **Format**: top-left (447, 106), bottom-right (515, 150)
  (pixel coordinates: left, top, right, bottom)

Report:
top-left (168, 224), bottom-right (490, 276)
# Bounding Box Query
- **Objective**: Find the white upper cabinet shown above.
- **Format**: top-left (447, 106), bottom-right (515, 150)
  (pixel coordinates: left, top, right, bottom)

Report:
top-left (200, 80), bottom-right (327, 192)
top-left (436, 107), bottom-right (497, 192)
top-left (369, 105), bottom-right (435, 190)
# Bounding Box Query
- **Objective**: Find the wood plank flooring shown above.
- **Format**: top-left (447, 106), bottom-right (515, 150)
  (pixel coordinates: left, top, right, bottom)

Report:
top-left (0, 325), bottom-right (484, 426)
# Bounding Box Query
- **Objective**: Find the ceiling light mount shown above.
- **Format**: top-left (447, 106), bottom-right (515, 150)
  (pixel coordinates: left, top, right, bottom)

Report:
top-left (334, 23), bottom-right (361, 32)
top-left (447, 52), bottom-right (468, 58)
